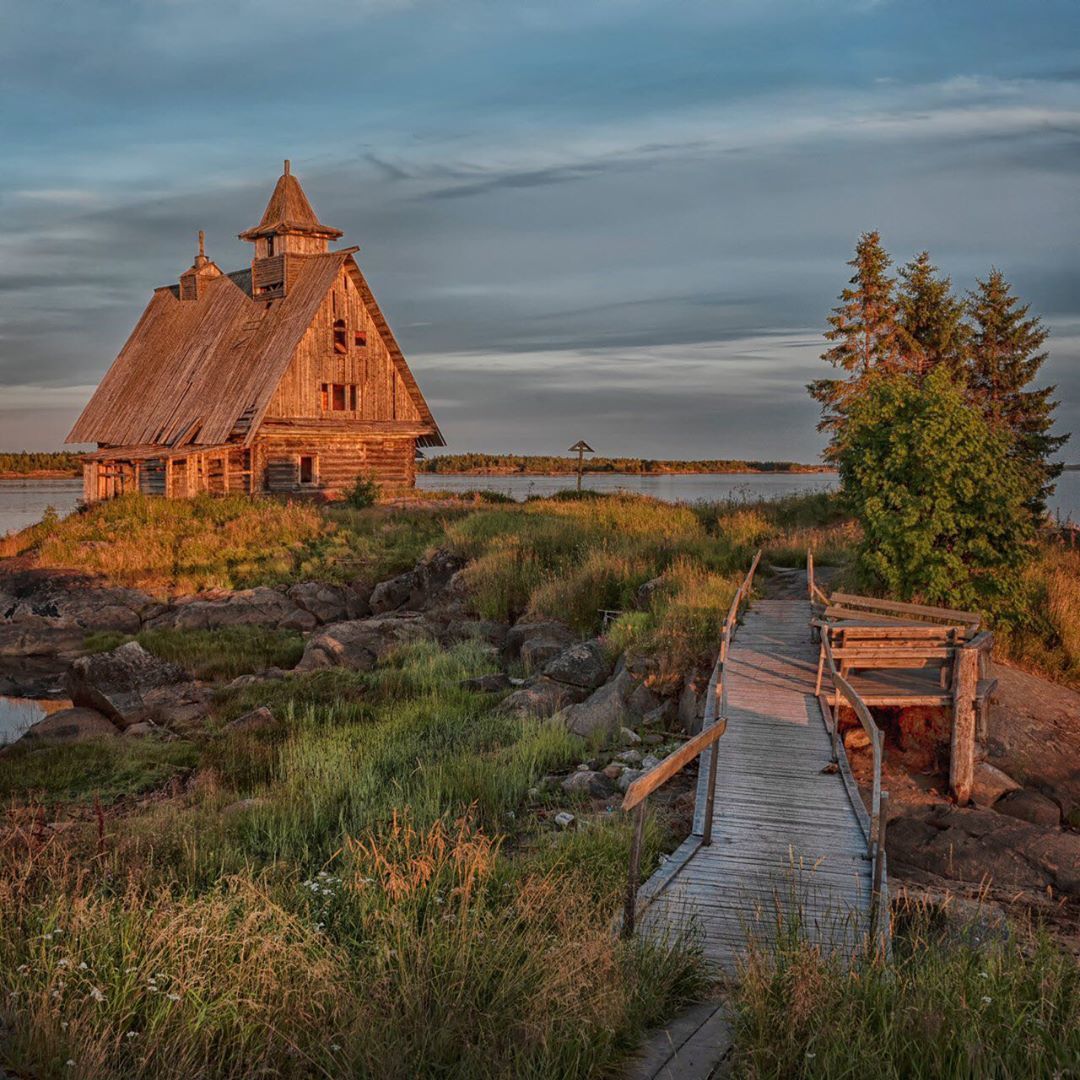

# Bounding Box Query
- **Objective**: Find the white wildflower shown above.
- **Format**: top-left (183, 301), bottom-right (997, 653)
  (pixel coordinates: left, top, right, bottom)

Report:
top-left (90, 986), bottom-right (106, 1003)
top-left (78, 962), bottom-right (88, 971)
top-left (56, 958), bottom-right (71, 968)
top-left (126, 1031), bottom-right (138, 1039)
top-left (166, 993), bottom-right (181, 1002)
top-left (981, 996), bottom-right (992, 1005)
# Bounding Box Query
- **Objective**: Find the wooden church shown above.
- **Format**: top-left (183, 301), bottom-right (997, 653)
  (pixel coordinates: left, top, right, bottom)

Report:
top-left (67, 162), bottom-right (443, 501)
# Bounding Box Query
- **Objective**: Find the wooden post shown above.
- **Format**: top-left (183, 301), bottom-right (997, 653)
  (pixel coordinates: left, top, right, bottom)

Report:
top-left (950, 646), bottom-right (979, 804)
top-left (622, 800), bottom-right (647, 937)
top-left (576, 447), bottom-right (583, 492)
top-left (702, 737), bottom-right (721, 846)
top-left (871, 789), bottom-right (889, 939)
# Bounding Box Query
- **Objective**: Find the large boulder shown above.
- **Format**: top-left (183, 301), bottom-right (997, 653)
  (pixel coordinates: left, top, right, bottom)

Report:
top-left (993, 788), bottom-right (1062, 828)
top-left (555, 668), bottom-right (635, 739)
top-left (66, 641), bottom-right (189, 728)
top-left (503, 620), bottom-right (575, 669)
top-left (542, 640), bottom-right (611, 692)
top-left (561, 770), bottom-right (616, 798)
top-left (295, 614), bottom-right (435, 671)
top-left (287, 582), bottom-right (369, 624)
top-left (0, 572), bottom-right (159, 657)
top-left (158, 587), bottom-right (316, 632)
top-left (887, 803), bottom-right (1080, 898)
top-left (446, 619), bottom-right (509, 650)
top-left (971, 761), bottom-right (1022, 809)
top-left (678, 675), bottom-right (707, 735)
top-left (23, 706), bottom-right (118, 741)
top-left (369, 550), bottom-right (467, 615)
top-left (500, 676), bottom-right (588, 719)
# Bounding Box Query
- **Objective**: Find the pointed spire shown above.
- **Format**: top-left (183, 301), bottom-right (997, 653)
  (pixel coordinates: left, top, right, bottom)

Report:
top-left (193, 229), bottom-right (208, 268)
top-left (238, 161), bottom-right (342, 242)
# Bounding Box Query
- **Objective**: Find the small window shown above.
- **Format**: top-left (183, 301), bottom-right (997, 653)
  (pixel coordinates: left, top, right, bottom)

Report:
top-left (332, 319), bottom-right (347, 354)
top-left (354, 330), bottom-right (367, 347)
top-left (266, 236), bottom-right (275, 257)
top-left (299, 455), bottom-right (315, 485)
top-left (332, 384), bottom-right (346, 411)
top-left (320, 383), bottom-right (329, 410)
top-left (349, 385), bottom-right (358, 411)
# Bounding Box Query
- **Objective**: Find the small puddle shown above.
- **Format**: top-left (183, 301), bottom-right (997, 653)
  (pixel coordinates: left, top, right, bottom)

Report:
top-left (0, 696), bottom-right (72, 746)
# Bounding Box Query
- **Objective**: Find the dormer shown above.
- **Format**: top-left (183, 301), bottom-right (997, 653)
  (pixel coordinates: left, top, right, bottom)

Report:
top-left (239, 160), bottom-right (343, 299)
top-left (178, 231), bottom-right (223, 301)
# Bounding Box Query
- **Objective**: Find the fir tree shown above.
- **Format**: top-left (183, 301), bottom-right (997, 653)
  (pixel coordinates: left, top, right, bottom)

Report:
top-left (896, 251), bottom-right (967, 380)
top-left (966, 269), bottom-right (1068, 519)
top-left (810, 231), bottom-right (912, 455)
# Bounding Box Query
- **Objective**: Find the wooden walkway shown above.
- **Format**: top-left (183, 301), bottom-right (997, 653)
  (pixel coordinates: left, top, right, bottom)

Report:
top-left (638, 586), bottom-right (873, 973)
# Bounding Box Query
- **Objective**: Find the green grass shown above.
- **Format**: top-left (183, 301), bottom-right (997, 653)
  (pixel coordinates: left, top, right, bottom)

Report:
top-left (728, 902), bottom-right (1080, 1078)
top-left (84, 626), bottom-right (306, 681)
top-left (0, 736), bottom-right (198, 805)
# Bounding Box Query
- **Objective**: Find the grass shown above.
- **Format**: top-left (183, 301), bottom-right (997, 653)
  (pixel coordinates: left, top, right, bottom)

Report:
top-left (0, 737), bottom-right (198, 805)
top-left (84, 626), bottom-right (306, 681)
top-left (4, 493), bottom-right (458, 595)
top-left (728, 900), bottom-right (1080, 1078)
top-left (0, 638), bottom-right (705, 1078)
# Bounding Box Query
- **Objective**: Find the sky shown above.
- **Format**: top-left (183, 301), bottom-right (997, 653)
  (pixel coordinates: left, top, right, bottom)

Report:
top-left (1, 0), bottom-right (1078, 463)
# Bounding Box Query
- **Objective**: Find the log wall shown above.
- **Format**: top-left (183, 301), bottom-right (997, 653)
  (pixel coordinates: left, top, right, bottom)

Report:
top-left (254, 434), bottom-right (415, 494)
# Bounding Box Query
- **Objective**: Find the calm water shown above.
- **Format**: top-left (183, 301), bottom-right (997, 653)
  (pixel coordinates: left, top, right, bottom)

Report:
top-left (1, 472), bottom-right (1078, 539)
top-left (0, 696), bottom-right (70, 745)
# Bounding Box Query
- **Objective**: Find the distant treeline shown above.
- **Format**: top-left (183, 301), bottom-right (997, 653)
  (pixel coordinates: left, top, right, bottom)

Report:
top-left (0, 451), bottom-right (83, 476)
top-left (420, 453), bottom-right (829, 475)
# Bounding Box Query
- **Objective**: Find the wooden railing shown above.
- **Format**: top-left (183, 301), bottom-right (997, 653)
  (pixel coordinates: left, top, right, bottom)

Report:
top-left (619, 549), bottom-right (762, 937)
top-left (819, 629), bottom-right (890, 939)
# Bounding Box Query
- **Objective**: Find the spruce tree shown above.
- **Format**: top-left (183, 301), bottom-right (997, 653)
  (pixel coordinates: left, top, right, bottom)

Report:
top-left (897, 251), bottom-right (967, 380)
top-left (810, 231), bottom-right (912, 455)
top-left (966, 269), bottom-right (1068, 519)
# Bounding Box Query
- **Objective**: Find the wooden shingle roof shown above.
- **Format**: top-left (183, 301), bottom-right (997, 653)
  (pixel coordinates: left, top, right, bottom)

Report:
top-left (67, 251), bottom-right (442, 449)
top-left (238, 161), bottom-right (342, 241)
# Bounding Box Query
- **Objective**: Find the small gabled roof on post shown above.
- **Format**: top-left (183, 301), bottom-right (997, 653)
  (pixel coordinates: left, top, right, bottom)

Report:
top-left (568, 439), bottom-right (595, 453)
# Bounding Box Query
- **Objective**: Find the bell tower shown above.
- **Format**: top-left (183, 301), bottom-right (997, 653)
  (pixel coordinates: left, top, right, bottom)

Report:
top-left (178, 230), bottom-right (222, 301)
top-left (239, 160), bottom-right (343, 299)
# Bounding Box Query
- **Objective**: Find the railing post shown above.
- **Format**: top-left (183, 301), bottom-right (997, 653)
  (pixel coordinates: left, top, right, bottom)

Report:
top-left (702, 737), bottom-right (721, 846)
top-left (622, 800), bottom-right (647, 938)
top-left (871, 789), bottom-right (889, 939)
top-left (950, 646), bottom-right (978, 804)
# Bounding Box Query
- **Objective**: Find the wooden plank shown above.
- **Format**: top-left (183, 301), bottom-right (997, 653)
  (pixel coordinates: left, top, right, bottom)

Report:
top-left (830, 592), bottom-right (980, 625)
top-left (623, 719), bottom-right (727, 810)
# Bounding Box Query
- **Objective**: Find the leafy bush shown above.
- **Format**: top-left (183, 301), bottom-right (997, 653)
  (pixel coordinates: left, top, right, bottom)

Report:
top-left (838, 369), bottom-right (1033, 614)
top-left (345, 472), bottom-right (381, 508)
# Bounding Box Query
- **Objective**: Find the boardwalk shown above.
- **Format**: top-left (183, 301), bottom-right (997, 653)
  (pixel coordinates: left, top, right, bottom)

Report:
top-left (638, 580), bottom-right (873, 972)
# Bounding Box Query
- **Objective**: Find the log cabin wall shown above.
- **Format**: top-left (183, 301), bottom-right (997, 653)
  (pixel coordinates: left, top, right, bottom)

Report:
top-left (254, 434), bottom-right (415, 494)
top-left (263, 266), bottom-right (422, 426)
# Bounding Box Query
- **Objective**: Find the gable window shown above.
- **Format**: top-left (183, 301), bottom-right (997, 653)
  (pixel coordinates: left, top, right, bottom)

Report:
top-left (320, 383), bottom-right (329, 410)
top-left (350, 385), bottom-right (358, 411)
top-left (332, 383), bottom-right (347, 410)
top-left (332, 319), bottom-right (348, 354)
top-left (354, 330), bottom-right (367, 347)
top-left (299, 455), bottom-right (315, 485)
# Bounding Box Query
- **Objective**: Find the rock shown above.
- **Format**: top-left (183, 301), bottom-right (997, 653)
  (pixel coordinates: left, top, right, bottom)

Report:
top-left (369, 549), bottom-right (467, 615)
top-left (626, 680), bottom-right (663, 719)
top-left (554, 811), bottom-right (576, 829)
top-left (161, 586), bottom-right (316, 632)
top-left (844, 727), bottom-right (872, 752)
top-left (888, 803), bottom-right (1080, 898)
top-left (619, 727), bottom-right (642, 745)
top-left (993, 789), bottom-right (1061, 828)
top-left (561, 770), bottom-right (616, 798)
top-left (543, 639), bottom-right (611, 691)
top-left (640, 753), bottom-right (661, 772)
top-left (971, 761), bottom-right (1022, 809)
top-left (555, 668), bottom-right (635, 739)
top-left (461, 673), bottom-right (513, 693)
top-left (642, 701), bottom-right (677, 728)
top-left (635, 577), bottom-right (665, 610)
top-left (446, 619), bottom-right (508, 649)
top-left (227, 706), bottom-right (276, 733)
top-left (615, 749), bottom-right (643, 766)
top-left (123, 722), bottom-right (156, 738)
top-left (678, 677), bottom-right (706, 735)
top-left (617, 768), bottom-right (644, 793)
top-left (295, 614), bottom-right (435, 672)
top-left (503, 620), bottom-right (575, 667)
top-left (602, 763), bottom-right (625, 780)
top-left (66, 642), bottom-right (189, 728)
top-left (499, 676), bottom-right (587, 719)
top-left (143, 682), bottom-right (213, 733)
top-left (369, 570), bottom-right (418, 614)
top-left (23, 707), bottom-right (118, 741)
top-left (641, 732), bottom-right (664, 745)
top-left (286, 582), bottom-right (354, 625)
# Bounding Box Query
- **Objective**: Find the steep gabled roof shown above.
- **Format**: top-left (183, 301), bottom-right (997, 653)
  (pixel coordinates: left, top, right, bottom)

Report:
top-left (239, 163), bottom-right (342, 241)
top-left (66, 251), bottom-right (444, 450)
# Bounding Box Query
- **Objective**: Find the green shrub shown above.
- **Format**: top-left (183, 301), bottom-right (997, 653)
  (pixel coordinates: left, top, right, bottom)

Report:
top-left (345, 472), bottom-right (381, 508)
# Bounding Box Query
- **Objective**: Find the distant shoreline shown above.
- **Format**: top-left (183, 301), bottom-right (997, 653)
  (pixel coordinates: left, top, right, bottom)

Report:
top-left (0, 470), bottom-right (81, 480)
